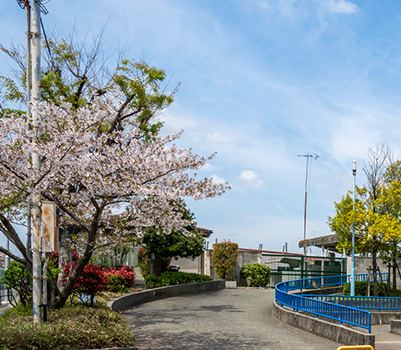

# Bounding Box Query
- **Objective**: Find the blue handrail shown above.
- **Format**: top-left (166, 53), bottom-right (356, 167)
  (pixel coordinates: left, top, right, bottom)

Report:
top-left (275, 273), bottom-right (389, 333)
top-left (302, 294), bottom-right (401, 311)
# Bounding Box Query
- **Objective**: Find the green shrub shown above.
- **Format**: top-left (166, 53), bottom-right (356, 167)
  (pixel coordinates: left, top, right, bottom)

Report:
top-left (144, 271), bottom-right (212, 288)
top-left (211, 242), bottom-right (238, 280)
top-left (1, 261), bottom-right (32, 307)
top-left (0, 304), bottom-right (135, 350)
top-left (137, 247), bottom-right (150, 277)
top-left (241, 263), bottom-right (271, 287)
top-left (343, 281), bottom-right (390, 296)
top-left (105, 266), bottom-right (135, 293)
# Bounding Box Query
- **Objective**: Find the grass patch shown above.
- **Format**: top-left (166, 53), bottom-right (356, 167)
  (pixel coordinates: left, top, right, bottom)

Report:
top-left (0, 299), bottom-right (135, 350)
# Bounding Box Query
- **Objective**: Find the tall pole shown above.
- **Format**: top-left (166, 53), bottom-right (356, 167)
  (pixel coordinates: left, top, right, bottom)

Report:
top-left (303, 156), bottom-right (309, 243)
top-left (298, 154), bottom-right (319, 255)
top-left (351, 160), bottom-right (357, 297)
top-left (26, 0), bottom-right (32, 257)
top-left (31, 0), bottom-right (42, 323)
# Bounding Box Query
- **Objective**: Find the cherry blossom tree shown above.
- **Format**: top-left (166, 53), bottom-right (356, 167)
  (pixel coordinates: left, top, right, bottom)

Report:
top-left (0, 98), bottom-right (228, 308)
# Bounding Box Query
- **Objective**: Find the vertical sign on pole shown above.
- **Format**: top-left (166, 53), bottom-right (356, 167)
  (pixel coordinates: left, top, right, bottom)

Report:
top-left (42, 201), bottom-right (59, 253)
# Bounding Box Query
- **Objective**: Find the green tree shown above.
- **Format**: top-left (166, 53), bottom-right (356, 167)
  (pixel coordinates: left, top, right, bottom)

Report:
top-left (0, 32), bottom-right (227, 310)
top-left (328, 182), bottom-right (401, 295)
top-left (140, 202), bottom-right (204, 276)
top-left (2, 260), bottom-right (32, 307)
top-left (211, 242), bottom-right (238, 280)
top-left (0, 33), bottom-right (177, 278)
top-left (328, 144), bottom-right (399, 296)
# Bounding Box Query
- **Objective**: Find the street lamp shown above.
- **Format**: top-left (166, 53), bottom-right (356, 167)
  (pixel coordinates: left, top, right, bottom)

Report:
top-left (351, 160), bottom-right (357, 297)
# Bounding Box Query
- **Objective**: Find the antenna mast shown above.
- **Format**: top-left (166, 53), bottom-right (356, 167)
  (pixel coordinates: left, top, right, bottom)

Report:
top-left (298, 153), bottom-right (320, 255)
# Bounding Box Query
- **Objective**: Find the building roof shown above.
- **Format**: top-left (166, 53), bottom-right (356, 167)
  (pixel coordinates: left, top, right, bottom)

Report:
top-left (238, 248), bottom-right (303, 256)
top-left (298, 234), bottom-right (341, 253)
top-left (196, 227), bottom-right (213, 238)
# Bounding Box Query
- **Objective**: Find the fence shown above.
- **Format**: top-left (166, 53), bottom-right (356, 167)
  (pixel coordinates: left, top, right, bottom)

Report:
top-left (0, 269), bottom-right (5, 304)
top-left (303, 295), bottom-right (401, 311)
top-left (263, 253), bottom-right (346, 286)
top-left (275, 273), bottom-right (389, 333)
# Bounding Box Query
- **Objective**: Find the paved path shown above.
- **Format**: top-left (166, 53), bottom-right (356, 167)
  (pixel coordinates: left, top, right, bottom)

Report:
top-left (373, 324), bottom-right (401, 350)
top-left (123, 288), bottom-right (342, 350)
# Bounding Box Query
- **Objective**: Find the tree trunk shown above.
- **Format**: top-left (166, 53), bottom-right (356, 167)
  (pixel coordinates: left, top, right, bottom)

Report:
top-left (393, 259), bottom-right (398, 290)
top-left (149, 253), bottom-right (170, 276)
top-left (372, 244), bottom-right (378, 296)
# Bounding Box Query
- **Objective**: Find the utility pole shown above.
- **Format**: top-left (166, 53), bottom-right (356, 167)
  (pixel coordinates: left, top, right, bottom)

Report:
top-left (298, 153), bottom-right (320, 255)
top-left (351, 160), bottom-right (357, 297)
top-left (31, 0), bottom-right (42, 323)
top-left (25, 0), bottom-right (32, 257)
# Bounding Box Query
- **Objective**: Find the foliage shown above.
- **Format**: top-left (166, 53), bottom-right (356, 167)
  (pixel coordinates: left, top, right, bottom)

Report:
top-left (211, 242), bottom-right (239, 280)
top-left (0, 97), bottom-right (227, 309)
top-left (0, 32), bottom-right (229, 309)
top-left (144, 271), bottom-right (212, 288)
top-left (137, 201), bottom-right (204, 276)
top-left (104, 266), bottom-right (135, 293)
top-left (328, 181), bottom-right (401, 296)
top-left (343, 281), bottom-right (390, 297)
top-left (63, 261), bottom-right (109, 307)
top-left (141, 202), bottom-right (203, 259)
top-left (241, 263), bottom-right (271, 287)
top-left (328, 145), bottom-right (400, 296)
top-left (0, 303), bottom-right (135, 350)
top-left (1, 261), bottom-right (32, 307)
top-left (137, 247), bottom-right (150, 277)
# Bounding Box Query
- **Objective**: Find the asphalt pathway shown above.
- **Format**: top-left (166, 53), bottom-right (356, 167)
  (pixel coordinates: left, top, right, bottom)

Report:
top-left (123, 288), bottom-right (342, 350)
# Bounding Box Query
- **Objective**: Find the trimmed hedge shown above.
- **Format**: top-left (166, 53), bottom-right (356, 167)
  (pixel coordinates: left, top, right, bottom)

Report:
top-left (343, 281), bottom-right (390, 296)
top-left (241, 263), bottom-right (271, 287)
top-left (144, 271), bottom-right (212, 288)
top-left (0, 304), bottom-right (135, 350)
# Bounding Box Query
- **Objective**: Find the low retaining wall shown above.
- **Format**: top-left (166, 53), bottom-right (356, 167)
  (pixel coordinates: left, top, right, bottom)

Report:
top-left (296, 286), bottom-right (343, 295)
top-left (108, 280), bottom-right (225, 312)
top-left (371, 311), bottom-right (401, 325)
top-left (273, 301), bottom-right (375, 347)
top-left (391, 319), bottom-right (401, 335)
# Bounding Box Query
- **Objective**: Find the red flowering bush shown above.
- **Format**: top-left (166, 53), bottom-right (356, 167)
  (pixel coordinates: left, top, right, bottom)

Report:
top-left (211, 242), bottom-right (238, 280)
top-left (61, 253), bottom-right (109, 306)
top-left (74, 263), bottom-right (110, 306)
top-left (104, 266), bottom-right (135, 293)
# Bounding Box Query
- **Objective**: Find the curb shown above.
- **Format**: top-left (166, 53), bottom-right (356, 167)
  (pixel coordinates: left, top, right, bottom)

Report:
top-left (273, 300), bottom-right (375, 347)
top-left (108, 280), bottom-right (225, 312)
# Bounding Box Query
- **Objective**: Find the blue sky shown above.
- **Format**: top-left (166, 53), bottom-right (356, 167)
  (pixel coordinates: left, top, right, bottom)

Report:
top-left (1, 0), bottom-right (401, 254)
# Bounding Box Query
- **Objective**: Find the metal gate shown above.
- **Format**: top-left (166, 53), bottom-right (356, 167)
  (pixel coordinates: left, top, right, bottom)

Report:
top-left (262, 253), bottom-right (346, 287)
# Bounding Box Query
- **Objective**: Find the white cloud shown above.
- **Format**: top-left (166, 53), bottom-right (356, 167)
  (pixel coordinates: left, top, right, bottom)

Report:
top-left (161, 113), bottom-right (198, 134)
top-left (201, 163), bottom-right (216, 172)
top-left (211, 175), bottom-right (226, 185)
top-left (239, 170), bottom-right (266, 188)
top-left (324, 0), bottom-right (359, 15)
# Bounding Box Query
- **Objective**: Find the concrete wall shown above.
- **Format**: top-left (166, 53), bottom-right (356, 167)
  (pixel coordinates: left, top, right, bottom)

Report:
top-left (108, 280), bottom-right (225, 312)
top-left (347, 256), bottom-right (401, 287)
top-left (391, 320), bottom-right (401, 335)
top-left (273, 301), bottom-right (375, 346)
top-left (186, 249), bottom-right (262, 286)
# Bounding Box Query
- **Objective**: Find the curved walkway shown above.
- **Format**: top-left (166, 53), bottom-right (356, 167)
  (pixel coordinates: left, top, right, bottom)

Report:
top-left (123, 288), bottom-right (341, 350)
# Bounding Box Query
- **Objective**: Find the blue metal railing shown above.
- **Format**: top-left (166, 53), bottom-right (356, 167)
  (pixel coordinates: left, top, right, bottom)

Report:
top-left (302, 294), bottom-right (401, 311)
top-left (275, 273), bottom-right (389, 333)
